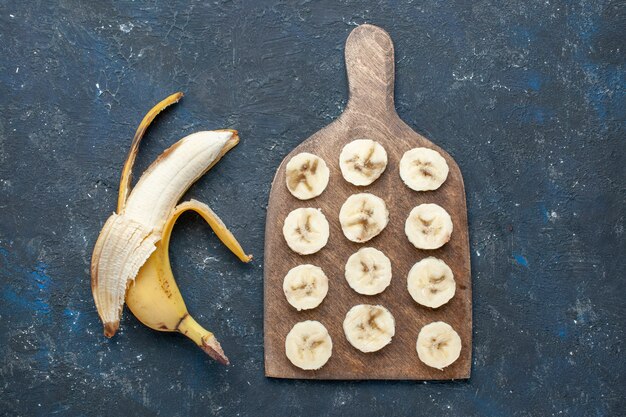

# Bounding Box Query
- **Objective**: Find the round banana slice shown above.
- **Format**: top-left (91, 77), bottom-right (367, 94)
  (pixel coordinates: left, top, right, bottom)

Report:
top-left (283, 265), bottom-right (329, 311)
top-left (407, 257), bottom-right (455, 308)
top-left (416, 321), bottom-right (462, 370)
top-left (339, 193), bottom-right (389, 243)
top-left (399, 147), bottom-right (449, 191)
top-left (285, 320), bottom-right (333, 370)
top-left (285, 152), bottom-right (330, 200)
top-left (339, 139), bottom-right (388, 186)
top-left (345, 247), bottom-right (392, 295)
top-left (343, 304), bottom-right (395, 352)
top-left (405, 204), bottom-right (453, 250)
top-left (283, 208), bottom-right (330, 255)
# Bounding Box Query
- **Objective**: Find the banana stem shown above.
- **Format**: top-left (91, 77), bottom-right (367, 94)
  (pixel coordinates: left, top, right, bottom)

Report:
top-left (117, 92), bottom-right (184, 213)
top-left (177, 314), bottom-right (229, 365)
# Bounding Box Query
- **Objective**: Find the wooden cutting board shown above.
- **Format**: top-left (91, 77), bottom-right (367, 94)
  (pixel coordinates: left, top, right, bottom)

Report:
top-left (264, 24), bottom-right (471, 380)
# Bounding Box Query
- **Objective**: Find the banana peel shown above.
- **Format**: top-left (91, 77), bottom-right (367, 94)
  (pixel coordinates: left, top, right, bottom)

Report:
top-left (117, 92), bottom-right (184, 212)
top-left (91, 93), bottom-right (251, 364)
top-left (127, 200), bottom-right (251, 364)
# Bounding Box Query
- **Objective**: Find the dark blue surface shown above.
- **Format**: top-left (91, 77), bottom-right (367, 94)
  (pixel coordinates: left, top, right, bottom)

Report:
top-left (0, 1), bottom-right (624, 416)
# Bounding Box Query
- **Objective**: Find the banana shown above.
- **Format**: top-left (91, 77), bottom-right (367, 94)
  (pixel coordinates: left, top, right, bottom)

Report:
top-left (343, 304), bottom-right (395, 353)
top-left (91, 93), bottom-right (251, 364)
top-left (344, 247), bottom-right (392, 295)
top-left (407, 257), bottom-right (455, 308)
top-left (416, 321), bottom-right (462, 370)
top-left (399, 147), bottom-right (449, 191)
top-left (339, 193), bottom-right (389, 243)
top-left (91, 128), bottom-right (238, 336)
top-left (404, 203), bottom-right (453, 250)
top-left (282, 208), bottom-right (330, 255)
top-left (285, 320), bottom-right (333, 370)
top-left (283, 264), bottom-right (329, 311)
top-left (285, 152), bottom-right (330, 200)
top-left (339, 139), bottom-right (388, 186)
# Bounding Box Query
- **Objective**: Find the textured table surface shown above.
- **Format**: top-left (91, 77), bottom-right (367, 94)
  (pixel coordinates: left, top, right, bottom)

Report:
top-left (0, 1), bottom-right (624, 416)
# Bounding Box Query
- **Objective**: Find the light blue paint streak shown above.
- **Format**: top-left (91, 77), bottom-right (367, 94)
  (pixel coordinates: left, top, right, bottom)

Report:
top-left (514, 253), bottom-right (529, 268)
top-left (527, 72), bottom-right (542, 91)
top-left (0, 247), bottom-right (52, 315)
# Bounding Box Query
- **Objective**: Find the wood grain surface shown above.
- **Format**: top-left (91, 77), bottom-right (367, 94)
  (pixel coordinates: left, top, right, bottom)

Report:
top-left (264, 24), bottom-right (471, 380)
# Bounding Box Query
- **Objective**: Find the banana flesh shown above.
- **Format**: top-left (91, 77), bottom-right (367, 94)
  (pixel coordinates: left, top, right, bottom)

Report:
top-left (91, 93), bottom-right (251, 365)
top-left (404, 203), bottom-right (453, 250)
top-left (416, 321), bottom-right (462, 370)
top-left (285, 320), bottom-right (333, 370)
top-left (399, 147), bottom-right (449, 191)
top-left (344, 247), bottom-right (392, 295)
top-left (407, 257), bottom-right (455, 308)
top-left (339, 193), bottom-right (389, 243)
top-left (343, 304), bottom-right (395, 353)
top-left (285, 152), bottom-right (330, 200)
top-left (282, 208), bottom-right (330, 255)
top-left (339, 139), bottom-right (388, 186)
top-left (282, 264), bottom-right (329, 311)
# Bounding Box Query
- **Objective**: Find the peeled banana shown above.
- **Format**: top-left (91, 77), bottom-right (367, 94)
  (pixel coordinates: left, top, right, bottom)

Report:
top-left (91, 93), bottom-right (251, 364)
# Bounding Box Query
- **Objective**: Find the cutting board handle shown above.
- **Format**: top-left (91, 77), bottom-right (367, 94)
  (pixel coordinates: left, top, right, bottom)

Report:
top-left (344, 24), bottom-right (396, 115)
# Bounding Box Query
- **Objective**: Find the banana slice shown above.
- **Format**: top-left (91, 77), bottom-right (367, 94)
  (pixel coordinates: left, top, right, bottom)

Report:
top-left (416, 321), bottom-right (462, 370)
top-left (339, 193), bottom-right (389, 243)
top-left (405, 203), bottom-right (453, 249)
top-left (285, 152), bottom-right (330, 200)
top-left (283, 208), bottom-right (330, 255)
top-left (339, 139), bottom-right (388, 186)
top-left (407, 257), bottom-right (455, 308)
top-left (283, 265), bottom-right (329, 311)
top-left (399, 147), bottom-right (449, 191)
top-left (285, 320), bottom-right (333, 370)
top-left (343, 304), bottom-right (395, 352)
top-left (344, 247), bottom-right (392, 295)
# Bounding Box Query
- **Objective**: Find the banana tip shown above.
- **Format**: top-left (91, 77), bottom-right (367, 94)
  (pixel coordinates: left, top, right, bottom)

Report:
top-left (201, 335), bottom-right (230, 365)
top-left (103, 321), bottom-right (119, 338)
